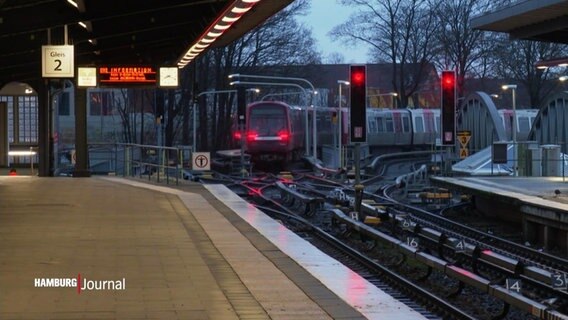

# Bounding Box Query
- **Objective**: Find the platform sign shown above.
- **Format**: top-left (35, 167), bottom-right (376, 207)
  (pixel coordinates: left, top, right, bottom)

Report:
top-left (192, 152), bottom-right (210, 171)
top-left (42, 45), bottom-right (74, 78)
top-left (457, 131), bottom-right (471, 159)
top-left (98, 66), bottom-right (156, 86)
top-left (457, 131), bottom-right (471, 147)
top-left (77, 67), bottom-right (97, 87)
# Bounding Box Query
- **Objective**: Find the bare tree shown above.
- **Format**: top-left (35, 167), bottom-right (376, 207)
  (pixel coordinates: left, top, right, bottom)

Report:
top-left (331, 0), bottom-right (438, 108)
top-left (189, 0), bottom-right (321, 151)
top-left (114, 90), bottom-right (134, 143)
top-left (432, 0), bottom-right (567, 107)
top-left (325, 52), bottom-right (346, 64)
top-left (433, 0), bottom-right (498, 98)
top-left (493, 39), bottom-right (568, 108)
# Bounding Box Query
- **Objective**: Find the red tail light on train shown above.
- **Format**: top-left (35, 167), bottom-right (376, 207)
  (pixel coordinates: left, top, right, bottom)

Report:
top-left (246, 131), bottom-right (258, 142)
top-left (277, 130), bottom-right (289, 142)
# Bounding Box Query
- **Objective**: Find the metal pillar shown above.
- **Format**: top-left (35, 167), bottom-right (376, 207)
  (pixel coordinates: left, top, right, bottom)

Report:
top-left (512, 88), bottom-right (517, 176)
top-left (338, 86), bottom-right (343, 168)
top-left (354, 143), bottom-right (361, 184)
top-left (73, 87), bottom-right (90, 177)
top-left (312, 105), bottom-right (317, 159)
top-left (36, 79), bottom-right (52, 176)
top-left (305, 105), bottom-right (309, 156)
top-left (0, 102), bottom-right (7, 167)
top-left (354, 142), bottom-right (364, 214)
top-left (193, 99), bottom-right (197, 152)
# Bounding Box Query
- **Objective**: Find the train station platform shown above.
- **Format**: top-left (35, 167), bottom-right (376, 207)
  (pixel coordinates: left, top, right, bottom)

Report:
top-left (431, 176), bottom-right (568, 254)
top-left (0, 175), bottom-right (427, 319)
top-left (431, 176), bottom-right (568, 208)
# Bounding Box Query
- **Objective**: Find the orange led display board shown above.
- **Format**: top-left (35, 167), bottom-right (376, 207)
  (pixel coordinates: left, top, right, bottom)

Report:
top-left (98, 66), bottom-right (156, 86)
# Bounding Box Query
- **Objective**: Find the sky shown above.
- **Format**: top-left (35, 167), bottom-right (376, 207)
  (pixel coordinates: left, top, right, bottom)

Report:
top-left (297, 0), bottom-right (370, 64)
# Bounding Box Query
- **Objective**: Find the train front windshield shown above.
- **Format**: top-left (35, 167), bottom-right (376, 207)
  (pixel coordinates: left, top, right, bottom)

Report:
top-left (249, 105), bottom-right (286, 136)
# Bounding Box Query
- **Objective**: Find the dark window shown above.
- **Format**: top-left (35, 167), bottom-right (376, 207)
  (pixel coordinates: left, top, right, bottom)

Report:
top-left (368, 117), bottom-right (377, 133)
top-left (424, 113), bottom-right (434, 132)
top-left (249, 104), bottom-right (287, 135)
top-left (385, 116), bottom-right (394, 132)
top-left (402, 115), bottom-right (410, 132)
top-left (58, 92), bottom-right (70, 116)
top-left (18, 96), bottom-right (38, 143)
top-left (414, 116), bottom-right (424, 132)
top-left (377, 116), bottom-right (384, 132)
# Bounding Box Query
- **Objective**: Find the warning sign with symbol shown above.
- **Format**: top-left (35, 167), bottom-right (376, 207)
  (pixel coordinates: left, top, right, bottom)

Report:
top-left (457, 130), bottom-right (471, 147)
top-left (459, 148), bottom-right (469, 159)
top-left (192, 152), bottom-right (210, 171)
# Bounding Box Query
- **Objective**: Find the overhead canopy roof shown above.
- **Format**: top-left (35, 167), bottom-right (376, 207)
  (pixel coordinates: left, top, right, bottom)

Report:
top-left (0, 0), bottom-right (293, 84)
top-left (471, 0), bottom-right (568, 44)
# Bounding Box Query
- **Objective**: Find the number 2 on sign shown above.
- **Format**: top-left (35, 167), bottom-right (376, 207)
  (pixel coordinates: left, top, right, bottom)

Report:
top-left (54, 59), bottom-right (62, 71)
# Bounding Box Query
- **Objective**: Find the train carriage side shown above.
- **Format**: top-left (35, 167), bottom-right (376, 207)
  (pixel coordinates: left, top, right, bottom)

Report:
top-left (366, 108), bottom-right (413, 151)
top-left (517, 109), bottom-right (538, 141)
top-left (368, 109), bottom-right (397, 146)
top-left (498, 109), bottom-right (538, 142)
top-left (411, 109), bottom-right (440, 147)
top-left (289, 105), bottom-right (306, 154)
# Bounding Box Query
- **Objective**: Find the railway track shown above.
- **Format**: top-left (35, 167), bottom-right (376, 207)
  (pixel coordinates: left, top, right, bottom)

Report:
top-left (248, 203), bottom-right (471, 320)
top-left (376, 184), bottom-right (568, 305)
top-left (197, 153), bottom-right (568, 319)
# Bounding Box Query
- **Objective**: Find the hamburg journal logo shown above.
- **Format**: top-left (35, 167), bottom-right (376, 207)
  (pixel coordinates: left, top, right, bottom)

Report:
top-left (34, 274), bottom-right (125, 294)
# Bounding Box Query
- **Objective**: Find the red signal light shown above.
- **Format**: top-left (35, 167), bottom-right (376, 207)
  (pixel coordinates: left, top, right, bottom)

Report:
top-left (441, 71), bottom-right (455, 89)
top-left (352, 71), bottom-right (365, 85)
top-left (350, 65), bottom-right (366, 86)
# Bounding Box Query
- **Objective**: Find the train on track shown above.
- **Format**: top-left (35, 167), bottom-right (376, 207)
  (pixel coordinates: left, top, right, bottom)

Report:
top-left (234, 100), bottom-right (537, 163)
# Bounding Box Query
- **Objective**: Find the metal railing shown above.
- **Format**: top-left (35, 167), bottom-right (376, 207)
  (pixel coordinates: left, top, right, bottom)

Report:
top-left (119, 143), bottom-right (191, 185)
top-left (54, 143), bottom-right (195, 184)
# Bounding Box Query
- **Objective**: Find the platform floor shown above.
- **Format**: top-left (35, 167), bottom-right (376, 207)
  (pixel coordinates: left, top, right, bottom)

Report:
top-left (0, 176), bottom-right (429, 320)
top-left (431, 176), bottom-right (568, 210)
